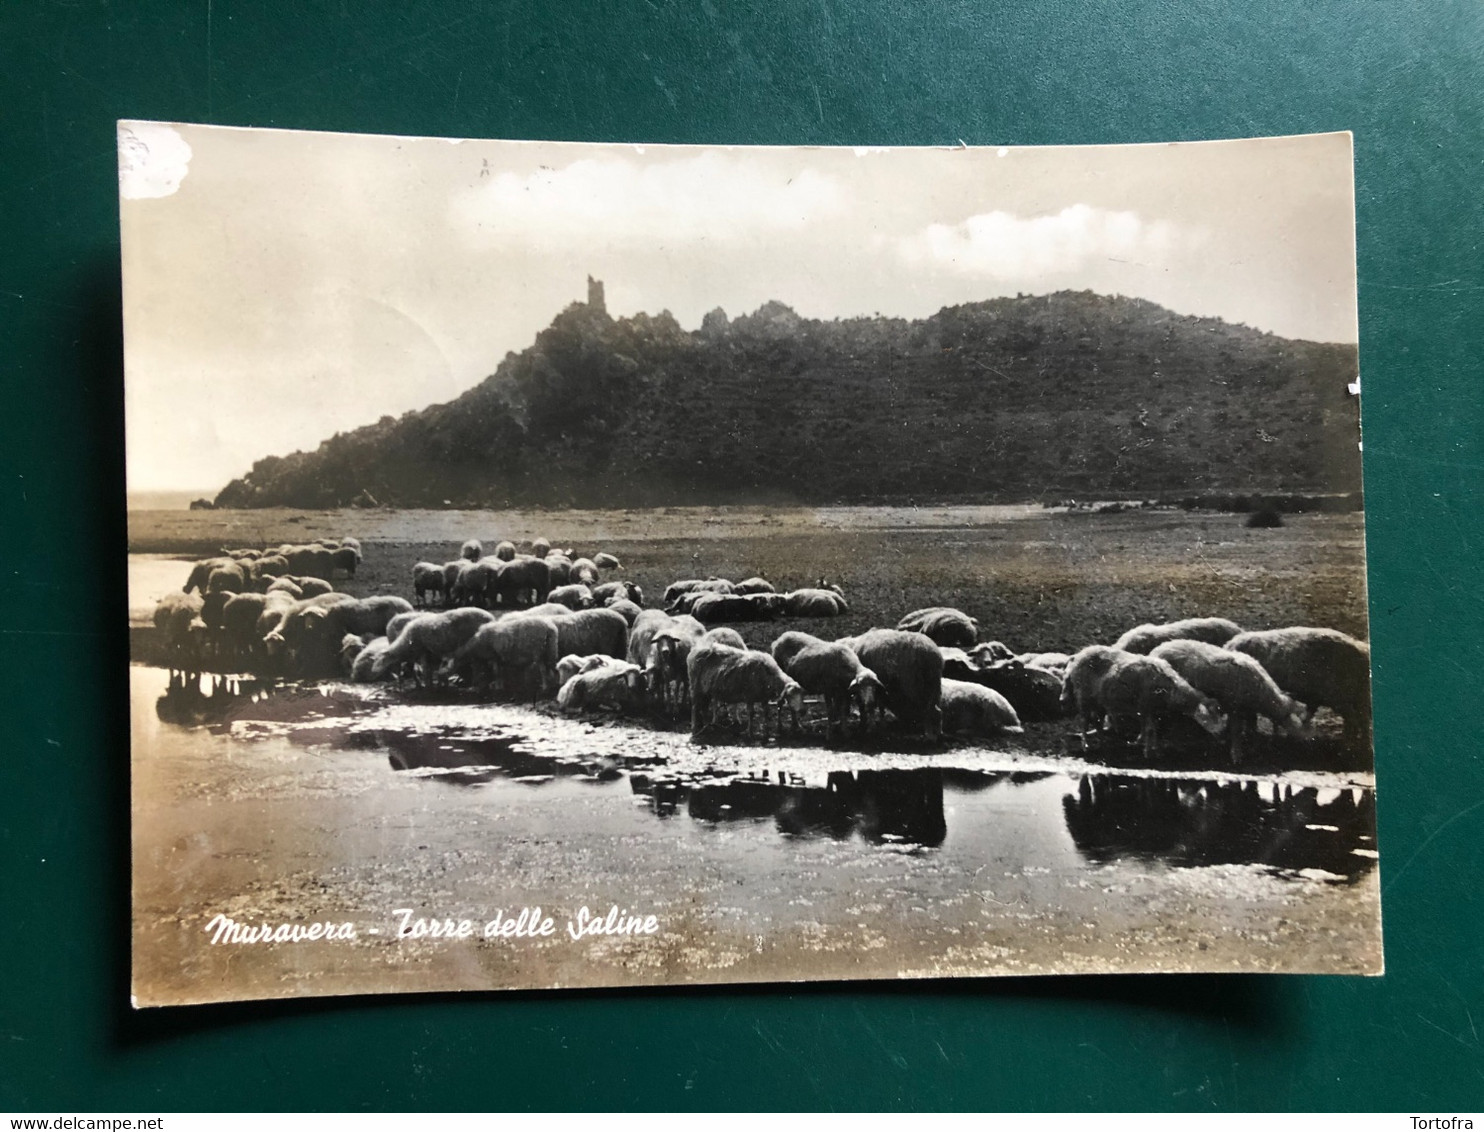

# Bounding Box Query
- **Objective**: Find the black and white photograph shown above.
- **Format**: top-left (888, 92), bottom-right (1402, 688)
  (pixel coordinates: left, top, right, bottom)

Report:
top-left (123, 123), bottom-right (1379, 1007)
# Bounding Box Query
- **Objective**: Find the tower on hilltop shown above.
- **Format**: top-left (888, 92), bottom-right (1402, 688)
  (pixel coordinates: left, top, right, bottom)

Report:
top-left (587, 275), bottom-right (606, 313)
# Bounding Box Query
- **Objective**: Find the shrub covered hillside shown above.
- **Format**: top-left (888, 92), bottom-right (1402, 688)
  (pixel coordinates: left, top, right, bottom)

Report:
top-left (213, 290), bottom-right (1362, 509)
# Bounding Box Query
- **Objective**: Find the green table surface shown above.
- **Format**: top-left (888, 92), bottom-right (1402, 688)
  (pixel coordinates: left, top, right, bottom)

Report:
top-left (3, 0), bottom-right (1481, 1112)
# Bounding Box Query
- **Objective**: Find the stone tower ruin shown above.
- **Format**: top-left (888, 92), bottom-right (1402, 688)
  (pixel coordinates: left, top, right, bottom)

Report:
top-left (587, 275), bottom-right (606, 313)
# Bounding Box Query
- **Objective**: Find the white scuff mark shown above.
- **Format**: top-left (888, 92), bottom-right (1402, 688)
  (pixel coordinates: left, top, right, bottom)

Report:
top-left (997, 147), bottom-right (1009, 157)
top-left (118, 121), bottom-right (193, 200)
top-left (1348, 376), bottom-right (1361, 395)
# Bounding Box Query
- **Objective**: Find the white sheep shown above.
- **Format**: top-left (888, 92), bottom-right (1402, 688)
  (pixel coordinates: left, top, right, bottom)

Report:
top-left (837, 629), bottom-right (942, 739)
top-left (784, 588), bottom-right (849, 617)
top-left (1224, 627), bottom-right (1372, 740)
top-left (553, 608), bottom-right (629, 662)
top-left (493, 540), bottom-right (517, 561)
top-left (773, 636), bottom-right (886, 739)
top-left (896, 607), bottom-right (978, 648)
top-left (1095, 653), bottom-right (1225, 757)
top-left (557, 662), bottom-right (645, 714)
top-left (688, 642), bottom-right (803, 739)
top-left (940, 679), bottom-right (1023, 738)
top-left (547, 583), bottom-right (594, 610)
top-left (1060, 645), bottom-right (1126, 732)
top-left (1150, 638), bottom-right (1313, 762)
top-left (460, 539), bottom-right (483, 562)
top-left (555, 653), bottom-right (628, 687)
top-left (370, 607), bottom-right (496, 684)
top-left (446, 615), bottom-right (559, 696)
top-left (1114, 617), bottom-right (1243, 654)
top-left (411, 562), bottom-right (446, 607)
top-left (593, 552), bottom-right (621, 570)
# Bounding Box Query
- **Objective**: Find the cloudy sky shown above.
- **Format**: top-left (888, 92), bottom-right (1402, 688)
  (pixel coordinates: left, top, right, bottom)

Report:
top-left (120, 123), bottom-right (1357, 493)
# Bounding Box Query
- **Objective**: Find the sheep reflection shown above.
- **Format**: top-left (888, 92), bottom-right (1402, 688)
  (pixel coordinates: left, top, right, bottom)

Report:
top-left (634, 767), bottom-right (949, 848)
top-left (1062, 774), bottom-right (1376, 878)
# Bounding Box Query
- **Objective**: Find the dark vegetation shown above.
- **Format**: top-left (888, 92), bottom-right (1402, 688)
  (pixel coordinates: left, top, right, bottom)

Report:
top-left (214, 289), bottom-right (1361, 510)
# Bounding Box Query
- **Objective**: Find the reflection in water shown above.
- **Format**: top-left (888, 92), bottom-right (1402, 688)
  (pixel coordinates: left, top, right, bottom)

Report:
top-left (1063, 774), bottom-right (1377, 879)
top-left (635, 768), bottom-right (949, 848)
top-left (145, 666), bottom-right (1377, 877)
top-left (373, 729), bottom-right (614, 788)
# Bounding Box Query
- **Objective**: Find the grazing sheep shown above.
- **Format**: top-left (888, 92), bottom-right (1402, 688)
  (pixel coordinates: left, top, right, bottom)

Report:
top-left (493, 540), bottom-right (517, 562)
top-left (351, 636), bottom-right (392, 682)
top-left (784, 588), bottom-right (849, 617)
top-left (153, 592), bottom-right (205, 668)
top-left (1060, 645), bottom-right (1125, 731)
top-left (491, 557), bottom-right (552, 607)
top-left (460, 539), bottom-right (483, 562)
top-left (253, 590), bottom-right (299, 654)
top-left (384, 611), bottom-right (423, 644)
top-left (338, 632), bottom-right (369, 674)
top-left (774, 637), bottom-right (886, 739)
top-left (443, 560), bottom-right (470, 604)
top-left (263, 576), bottom-right (304, 600)
top-left (553, 608), bottom-right (628, 662)
top-left (455, 559), bottom-right (503, 607)
top-left (591, 580), bottom-right (643, 607)
top-left (183, 557), bottom-right (231, 595)
top-left (446, 615), bottom-right (559, 696)
top-left (547, 584), bottom-right (594, 611)
top-left (604, 598), bottom-right (643, 626)
top-left (557, 662), bottom-right (645, 713)
top-left (412, 562), bottom-right (446, 607)
top-left (663, 578), bottom-right (734, 607)
top-left (556, 653), bottom-right (628, 687)
top-left (733, 577), bottom-right (776, 595)
top-left (1114, 617), bottom-right (1243, 654)
top-left (896, 607), bottom-right (979, 648)
top-left (340, 537), bottom-right (362, 558)
top-left (1225, 627), bottom-right (1372, 740)
top-left (688, 643), bottom-right (803, 739)
top-left (296, 576), bottom-right (335, 599)
top-left (283, 596), bottom-right (413, 673)
top-left (370, 607), bottom-right (496, 683)
top-left (570, 557), bottom-right (601, 587)
top-left (691, 592), bottom-right (785, 624)
top-left (284, 545), bottom-right (336, 579)
top-left (837, 629), bottom-right (942, 739)
top-left (216, 592), bottom-right (271, 666)
top-left (331, 546), bottom-right (360, 578)
top-left (769, 630), bottom-right (825, 673)
top-left (544, 555), bottom-right (573, 587)
top-left (531, 537), bottom-right (551, 558)
top-left (205, 561), bottom-right (249, 595)
top-left (261, 593), bottom-right (356, 665)
top-left (593, 552), bottom-right (621, 570)
top-left (940, 679), bottom-right (1023, 737)
top-left (1151, 638), bottom-right (1313, 762)
top-left (1096, 653), bottom-right (1226, 757)
top-left (250, 554), bottom-right (290, 582)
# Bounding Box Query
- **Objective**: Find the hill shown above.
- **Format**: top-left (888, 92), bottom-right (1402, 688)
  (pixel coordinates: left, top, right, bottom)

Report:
top-left (213, 289), bottom-right (1362, 509)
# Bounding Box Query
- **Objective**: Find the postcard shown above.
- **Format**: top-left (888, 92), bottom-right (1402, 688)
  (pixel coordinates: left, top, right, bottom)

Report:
top-left (122, 123), bottom-right (1378, 1005)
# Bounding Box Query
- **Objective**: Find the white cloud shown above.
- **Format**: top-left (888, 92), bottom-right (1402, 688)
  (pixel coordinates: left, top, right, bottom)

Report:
top-left (899, 204), bottom-right (1184, 279)
top-left (452, 151), bottom-right (844, 245)
top-left (118, 122), bottom-right (193, 200)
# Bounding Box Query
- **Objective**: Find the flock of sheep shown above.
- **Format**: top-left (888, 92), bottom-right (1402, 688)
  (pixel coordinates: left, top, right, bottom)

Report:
top-left (148, 534), bottom-right (1372, 764)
